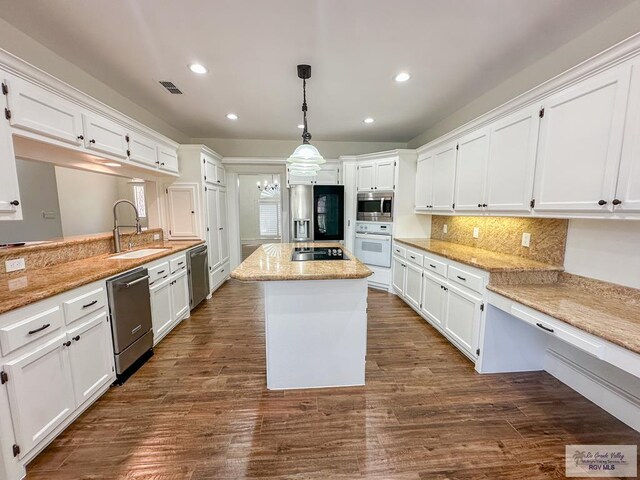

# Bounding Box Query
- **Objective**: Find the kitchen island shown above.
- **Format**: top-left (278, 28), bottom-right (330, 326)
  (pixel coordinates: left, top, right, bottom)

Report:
top-left (231, 243), bottom-right (372, 390)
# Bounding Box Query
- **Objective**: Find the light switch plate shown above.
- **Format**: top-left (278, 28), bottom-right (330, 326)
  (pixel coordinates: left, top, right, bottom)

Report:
top-left (522, 232), bottom-right (531, 248)
top-left (5, 258), bottom-right (26, 272)
top-left (443, 224), bottom-right (448, 234)
top-left (473, 227), bottom-right (479, 238)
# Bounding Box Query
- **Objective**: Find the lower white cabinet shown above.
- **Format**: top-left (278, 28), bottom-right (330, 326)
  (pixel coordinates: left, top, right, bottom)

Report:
top-left (392, 256), bottom-right (406, 293)
top-left (150, 276), bottom-right (173, 343)
top-left (445, 284), bottom-right (482, 355)
top-left (3, 333), bottom-right (76, 457)
top-left (170, 268), bottom-right (189, 322)
top-left (421, 271), bottom-right (447, 328)
top-left (404, 263), bottom-right (423, 308)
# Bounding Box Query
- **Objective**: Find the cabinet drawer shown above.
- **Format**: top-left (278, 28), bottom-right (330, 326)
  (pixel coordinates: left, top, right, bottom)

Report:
top-left (148, 261), bottom-right (170, 285)
top-left (170, 255), bottom-right (187, 274)
top-left (0, 306), bottom-right (63, 355)
top-left (423, 255), bottom-right (447, 278)
top-left (212, 261), bottom-right (230, 288)
top-left (447, 265), bottom-right (483, 293)
top-left (63, 288), bottom-right (106, 325)
top-left (405, 249), bottom-right (423, 267)
top-left (393, 244), bottom-right (406, 258)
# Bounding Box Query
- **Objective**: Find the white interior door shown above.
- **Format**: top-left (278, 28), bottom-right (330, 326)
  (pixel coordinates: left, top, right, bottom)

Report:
top-left (167, 185), bottom-right (198, 239)
top-left (431, 142), bottom-right (457, 211)
top-left (455, 128), bottom-right (490, 211)
top-left (533, 65), bottom-right (631, 212)
top-left (375, 159), bottom-right (395, 190)
top-left (485, 106), bottom-right (539, 212)
top-left (421, 272), bottom-right (446, 328)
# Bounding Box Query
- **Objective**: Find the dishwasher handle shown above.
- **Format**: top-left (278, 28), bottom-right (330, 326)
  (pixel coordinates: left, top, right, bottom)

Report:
top-left (117, 275), bottom-right (149, 289)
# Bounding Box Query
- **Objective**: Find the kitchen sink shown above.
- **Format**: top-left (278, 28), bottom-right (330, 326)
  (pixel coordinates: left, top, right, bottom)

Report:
top-left (109, 248), bottom-right (170, 260)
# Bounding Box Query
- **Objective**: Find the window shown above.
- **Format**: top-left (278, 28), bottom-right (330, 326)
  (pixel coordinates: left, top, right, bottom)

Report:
top-left (259, 202), bottom-right (280, 237)
top-left (133, 184), bottom-right (147, 218)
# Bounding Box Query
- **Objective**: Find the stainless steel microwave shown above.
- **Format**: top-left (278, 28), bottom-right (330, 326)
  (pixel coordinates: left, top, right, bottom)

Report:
top-left (357, 192), bottom-right (393, 221)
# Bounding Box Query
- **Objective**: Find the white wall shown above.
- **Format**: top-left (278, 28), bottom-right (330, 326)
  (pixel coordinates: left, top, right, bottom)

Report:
top-left (55, 167), bottom-right (120, 236)
top-left (564, 220), bottom-right (640, 289)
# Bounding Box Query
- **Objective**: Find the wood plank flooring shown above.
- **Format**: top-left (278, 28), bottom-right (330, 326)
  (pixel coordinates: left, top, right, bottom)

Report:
top-left (26, 280), bottom-right (640, 479)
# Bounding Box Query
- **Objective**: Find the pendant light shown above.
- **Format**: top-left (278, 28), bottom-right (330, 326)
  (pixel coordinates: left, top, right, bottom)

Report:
top-left (287, 64), bottom-right (325, 175)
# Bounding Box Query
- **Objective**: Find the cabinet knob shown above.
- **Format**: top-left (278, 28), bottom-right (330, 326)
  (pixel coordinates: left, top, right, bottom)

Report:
top-left (73, 335), bottom-right (81, 342)
top-left (482, 203), bottom-right (487, 207)
top-left (63, 341), bottom-right (71, 347)
top-left (89, 139), bottom-right (96, 144)
top-left (612, 199), bottom-right (622, 206)
top-left (477, 203), bottom-right (482, 208)
top-left (77, 135), bottom-right (84, 140)
top-left (161, 162), bottom-right (165, 166)
top-left (598, 199), bottom-right (607, 206)
top-left (9, 200), bottom-right (19, 206)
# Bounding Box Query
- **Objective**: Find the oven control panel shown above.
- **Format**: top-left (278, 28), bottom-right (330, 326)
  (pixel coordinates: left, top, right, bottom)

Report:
top-left (355, 221), bottom-right (393, 235)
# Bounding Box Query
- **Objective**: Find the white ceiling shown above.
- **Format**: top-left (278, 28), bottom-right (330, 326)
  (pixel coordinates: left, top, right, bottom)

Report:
top-left (0, 0), bottom-right (631, 142)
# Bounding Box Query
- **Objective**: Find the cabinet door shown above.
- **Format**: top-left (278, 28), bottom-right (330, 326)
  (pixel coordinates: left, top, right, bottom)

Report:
top-left (4, 334), bottom-right (75, 457)
top-left (128, 133), bottom-right (158, 167)
top-left (375, 159), bottom-right (395, 191)
top-left (485, 106), bottom-right (539, 212)
top-left (421, 271), bottom-right (446, 328)
top-left (392, 256), bottom-right (406, 294)
top-left (150, 277), bottom-right (173, 342)
top-left (445, 284), bottom-right (482, 356)
top-left (431, 142), bottom-right (457, 211)
top-left (215, 164), bottom-right (226, 186)
top-left (82, 113), bottom-right (128, 158)
top-left (615, 59), bottom-right (640, 213)
top-left (316, 166), bottom-right (340, 185)
top-left (206, 187), bottom-right (221, 269)
top-left (357, 162), bottom-right (376, 191)
top-left (0, 109), bottom-right (21, 220)
top-left (343, 162), bottom-right (357, 252)
top-left (415, 154), bottom-right (433, 209)
top-left (204, 157), bottom-right (217, 185)
top-left (167, 185), bottom-right (198, 238)
top-left (533, 65), bottom-right (630, 212)
top-left (404, 263), bottom-right (423, 308)
top-left (217, 188), bottom-right (229, 263)
top-left (170, 268), bottom-right (189, 322)
top-left (287, 166), bottom-right (316, 186)
top-left (5, 76), bottom-right (83, 145)
top-left (157, 145), bottom-right (179, 173)
top-left (455, 128), bottom-right (489, 212)
top-left (67, 312), bottom-right (114, 407)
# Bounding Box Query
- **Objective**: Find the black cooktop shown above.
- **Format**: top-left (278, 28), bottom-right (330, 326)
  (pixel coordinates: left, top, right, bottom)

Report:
top-left (291, 247), bottom-right (349, 261)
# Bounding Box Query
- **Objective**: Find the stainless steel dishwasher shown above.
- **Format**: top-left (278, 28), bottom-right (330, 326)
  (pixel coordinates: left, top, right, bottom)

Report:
top-left (188, 245), bottom-right (209, 309)
top-left (106, 267), bottom-right (153, 382)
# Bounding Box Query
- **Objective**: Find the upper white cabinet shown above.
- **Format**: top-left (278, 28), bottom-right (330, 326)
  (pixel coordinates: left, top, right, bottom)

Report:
top-left (166, 184), bottom-right (199, 239)
top-left (204, 154), bottom-right (225, 185)
top-left (4, 76), bottom-right (83, 145)
top-left (431, 142), bottom-right (457, 211)
top-left (287, 162), bottom-right (339, 186)
top-left (484, 106), bottom-right (539, 212)
top-left (0, 109), bottom-right (21, 220)
top-left (157, 145), bottom-right (179, 174)
top-left (128, 133), bottom-right (158, 167)
top-left (454, 128), bottom-right (489, 212)
top-left (533, 65), bottom-right (631, 213)
top-left (415, 152), bottom-right (433, 210)
top-left (357, 158), bottom-right (395, 192)
top-left (82, 113), bottom-right (128, 158)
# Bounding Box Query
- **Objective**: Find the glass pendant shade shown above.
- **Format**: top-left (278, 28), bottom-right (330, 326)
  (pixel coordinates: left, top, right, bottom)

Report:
top-left (288, 161), bottom-right (321, 177)
top-left (286, 143), bottom-right (325, 165)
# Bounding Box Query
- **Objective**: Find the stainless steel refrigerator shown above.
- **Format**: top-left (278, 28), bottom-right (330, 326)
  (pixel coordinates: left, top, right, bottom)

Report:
top-left (289, 185), bottom-right (344, 242)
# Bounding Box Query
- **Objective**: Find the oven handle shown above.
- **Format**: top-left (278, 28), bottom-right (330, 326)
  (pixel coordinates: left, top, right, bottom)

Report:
top-left (355, 233), bottom-right (391, 241)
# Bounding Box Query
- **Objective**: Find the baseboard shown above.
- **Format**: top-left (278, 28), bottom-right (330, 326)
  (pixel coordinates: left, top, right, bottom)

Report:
top-left (545, 347), bottom-right (640, 432)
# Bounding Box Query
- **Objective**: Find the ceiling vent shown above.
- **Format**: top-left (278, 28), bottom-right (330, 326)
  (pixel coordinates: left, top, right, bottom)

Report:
top-left (159, 81), bottom-right (182, 94)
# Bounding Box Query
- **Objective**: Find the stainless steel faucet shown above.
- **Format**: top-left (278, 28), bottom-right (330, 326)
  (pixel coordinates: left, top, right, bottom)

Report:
top-left (112, 199), bottom-right (142, 253)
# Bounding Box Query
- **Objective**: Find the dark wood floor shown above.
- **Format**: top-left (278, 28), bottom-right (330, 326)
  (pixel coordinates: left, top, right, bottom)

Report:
top-left (26, 280), bottom-right (640, 479)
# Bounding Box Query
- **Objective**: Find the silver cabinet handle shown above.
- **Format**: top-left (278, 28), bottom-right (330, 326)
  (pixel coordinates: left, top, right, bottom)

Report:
top-left (118, 275), bottom-right (149, 288)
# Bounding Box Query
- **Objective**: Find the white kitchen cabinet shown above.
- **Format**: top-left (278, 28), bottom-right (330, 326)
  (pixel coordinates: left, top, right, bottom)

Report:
top-left (215, 163), bottom-right (226, 186)
top-left (4, 75), bottom-right (83, 146)
top-left (82, 113), bottom-right (128, 159)
top-left (431, 142), bottom-right (457, 211)
top-left (66, 312), bottom-right (113, 407)
top-left (392, 256), bottom-right (406, 294)
top-left (3, 334), bottom-right (75, 457)
top-left (533, 64), bottom-right (631, 212)
top-left (0, 105), bottom-right (21, 220)
top-left (615, 58), bottom-right (640, 213)
top-left (445, 284), bottom-right (482, 356)
top-left (128, 133), bottom-right (158, 167)
top-left (166, 184), bottom-right (199, 239)
top-left (157, 145), bottom-right (179, 174)
top-left (357, 162), bottom-right (376, 191)
top-left (485, 106), bottom-right (539, 212)
top-left (206, 186), bottom-right (221, 270)
top-left (150, 276), bottom-right (173, 343)
top-left (169, 267), bottom-right (189, 322)
top-left (217, 187), bottom-right (229, 263)
top-left (316, 164), bottom-right (340, 185)
top-left (404, 263), bottom-right (423, 309)
top-left (421, 271), bottom-right (447, 328)
top-left (343, 161), bottom-right (357, 252)
top-left (375, 159), bottom-right (395, 191)
top-left (415, 152), bottom-right (433, 210)
top-left (454, 128), bottom-right (489, 212)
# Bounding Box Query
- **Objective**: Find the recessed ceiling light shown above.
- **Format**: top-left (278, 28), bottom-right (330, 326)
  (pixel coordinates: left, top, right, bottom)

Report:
top-left (297, 124), bottom-right (304, 129)
top-left (394, 72), bottom-right (411, 82)
top-left (226, 113), bottom-right (238, 120)
top-left (363, 117), bottom-right (375, 124)
top-left (102, 161), bottom-right (121, 167)
top-left (189, 63), bottom-right (208, 74)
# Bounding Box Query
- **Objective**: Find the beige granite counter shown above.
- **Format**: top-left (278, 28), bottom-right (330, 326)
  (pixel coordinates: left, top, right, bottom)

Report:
top-left (488, 274), bottom-right (640, 355)
top-left (394, 238), bottom-right (563, 273)
top-left (0, 240), bottom-right (204, 315)
top-left (231, 243), bottom-right (372, 281)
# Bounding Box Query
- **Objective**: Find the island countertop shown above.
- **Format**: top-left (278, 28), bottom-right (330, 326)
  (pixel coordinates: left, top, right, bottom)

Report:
top-left (231, 243), bottom-right (372, 281)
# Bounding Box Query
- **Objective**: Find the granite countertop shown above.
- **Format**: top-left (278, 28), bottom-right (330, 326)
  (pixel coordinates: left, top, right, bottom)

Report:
top-left (231, 243), bottom-right (372, 281)
top-left (488, 279), bottom-right (640, 355)
top-left (394, 238), bottom-right (563, 273)
top-left (0, 240), bottom-right (204, 315)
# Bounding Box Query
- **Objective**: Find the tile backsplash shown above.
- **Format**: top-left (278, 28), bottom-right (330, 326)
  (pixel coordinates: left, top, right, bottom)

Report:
top-left (430, 216), bottom-right (568, 266)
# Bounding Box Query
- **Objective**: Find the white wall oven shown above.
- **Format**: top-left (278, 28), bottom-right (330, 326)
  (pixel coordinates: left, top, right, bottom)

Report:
top-left (354, 222), bottom-right (392, 268)
top-left (357, 192), bottom-right (393, 222)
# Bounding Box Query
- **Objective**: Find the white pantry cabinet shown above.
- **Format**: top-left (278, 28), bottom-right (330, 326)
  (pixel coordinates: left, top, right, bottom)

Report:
top-left (454, 128), bottom-right (490, 212)
top-left (431, 142), bottom-right (457, 211)
top-left (82, 113), bottom-right (128, 159)
top-left (166, 184), bottom-right (199, 239)
top-left (357, 158), bottom-right (395, 191)
top-left (533, 64), bottom-right (630, 213)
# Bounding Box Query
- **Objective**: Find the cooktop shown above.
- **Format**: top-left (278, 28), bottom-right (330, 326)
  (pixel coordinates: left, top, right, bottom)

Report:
top-left (291, 247), bottom-right (349, 261)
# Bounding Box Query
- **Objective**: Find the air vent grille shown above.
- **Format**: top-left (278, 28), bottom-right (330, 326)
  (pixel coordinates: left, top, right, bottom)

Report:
top-left (159, 81), bottom-right (183, 94)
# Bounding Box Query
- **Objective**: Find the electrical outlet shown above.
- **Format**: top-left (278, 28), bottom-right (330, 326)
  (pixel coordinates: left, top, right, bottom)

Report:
top-left (522, 232), bottom-right (531, 248)
top-left (153, 233), bottom-right (161, 240)
top-left (443, 224), bottom-right (448, 234)
top-left (5, 258), bottom-right (26, 272)
top-left (473, 227), bottom-right (479, 239)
